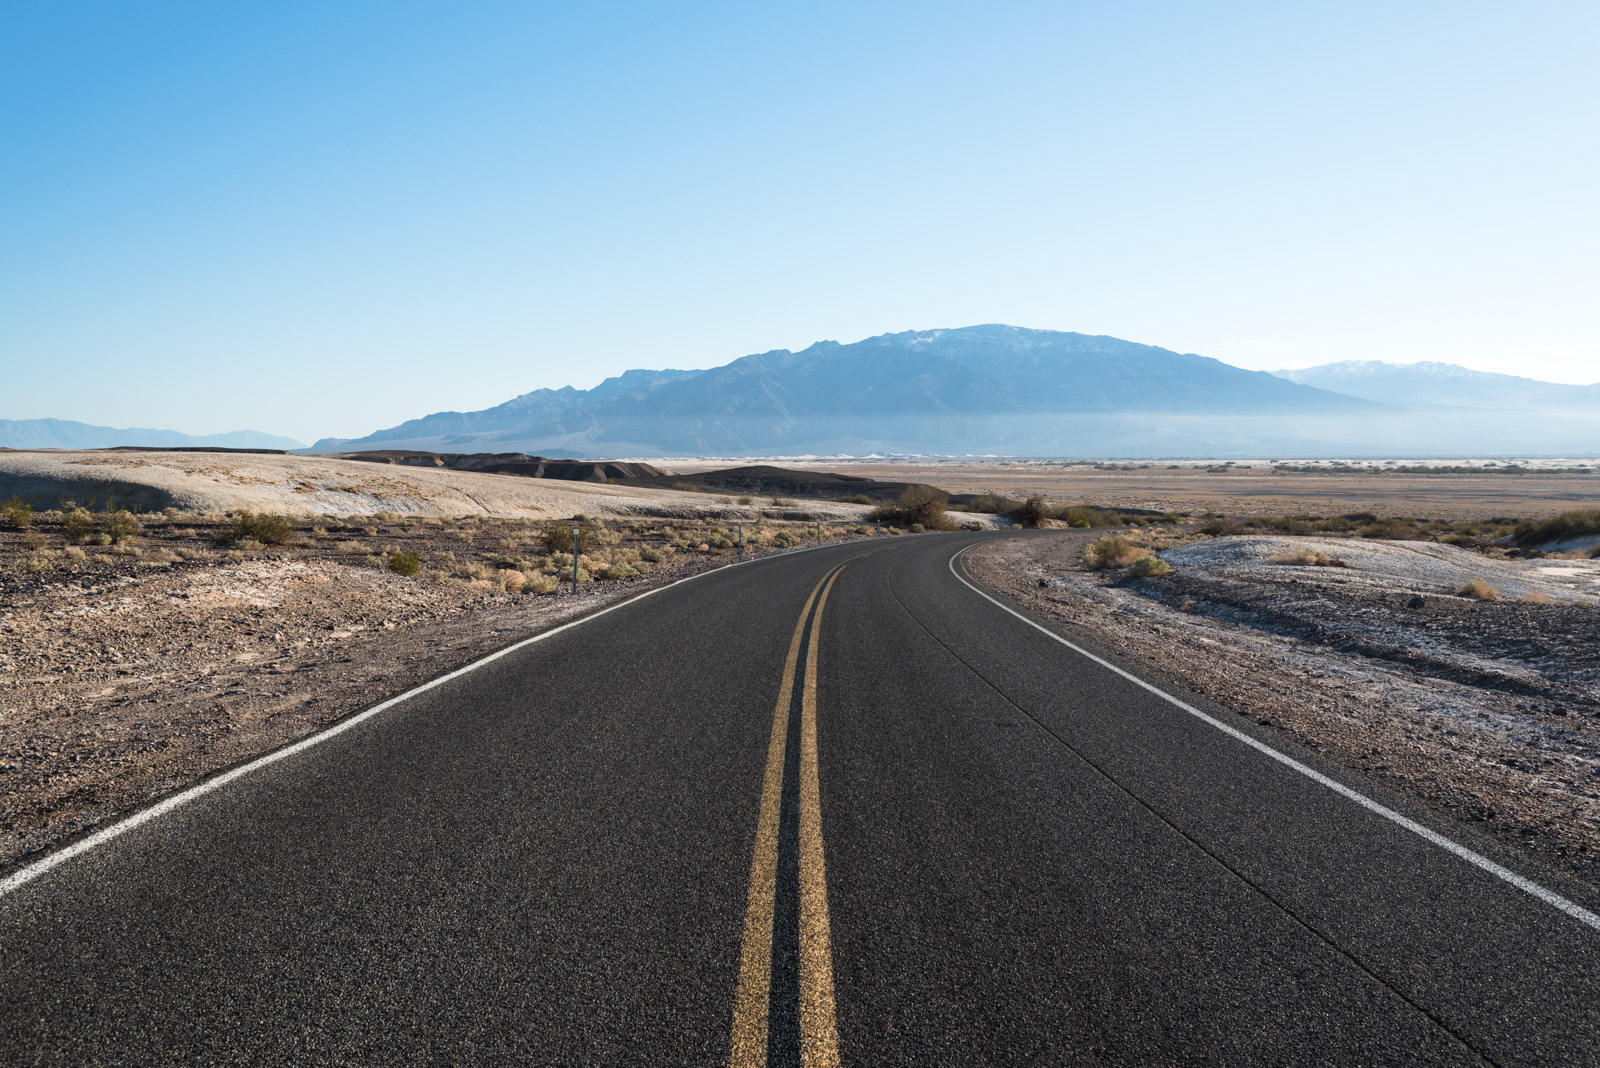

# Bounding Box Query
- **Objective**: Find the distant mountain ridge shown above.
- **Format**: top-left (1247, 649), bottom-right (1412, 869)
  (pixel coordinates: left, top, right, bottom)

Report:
top-left (315, 325), bottom-right (1381, 457)
top-left (0, 418), bottom-right (305, 451)
top-left (1274, 361), bottom-right (1600, 412)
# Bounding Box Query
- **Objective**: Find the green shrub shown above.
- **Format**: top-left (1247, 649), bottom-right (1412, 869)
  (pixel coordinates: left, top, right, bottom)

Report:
top-left (386, 550), bottom-right (421, 577)
top-left (597, 563), bottom-right (638, 580)
top-left (639, 546), bottom-right (667, 563)
top-left (773, 529), bottom-right (802, 548)
top-left (1514, 509), bottom-right (1600, 548)
top-left (61, 507), bottom-right (97, 543)
top-left (1, 497), bottom-right (33, 529)
top-left (101, 508), bottom-right (142, 544)
top-left (966, 493), bottom-right (1022, 515)
top-left (541, 519), bottom-right (594, 554)
top-left (1127, 554), bottom-right (1172, 577)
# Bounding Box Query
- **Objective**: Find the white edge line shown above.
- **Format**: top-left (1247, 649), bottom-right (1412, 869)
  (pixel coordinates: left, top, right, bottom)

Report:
top-left (0, 541), bottom-right (837, 899)
top-left (948, 544), bottom-right (1600, 934)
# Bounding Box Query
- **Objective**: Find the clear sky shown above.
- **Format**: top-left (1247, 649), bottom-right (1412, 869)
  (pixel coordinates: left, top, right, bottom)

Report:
top-left (3, 1), bottom-right (1595, 443)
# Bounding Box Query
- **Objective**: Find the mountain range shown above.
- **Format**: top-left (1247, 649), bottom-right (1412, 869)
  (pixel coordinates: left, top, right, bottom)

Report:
top-left (13, 328), bottom-right (1597, 457)
top-left (313, 326), bottom-right (1398, 457)
top-left (1273, 361), bottom-right (1600, 413)
top-left (0, 418), bottom-right (305, 451)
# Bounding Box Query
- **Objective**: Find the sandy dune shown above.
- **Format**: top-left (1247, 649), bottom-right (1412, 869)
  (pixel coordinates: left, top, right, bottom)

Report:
top-left (0, 450), bottom-right (874, 520)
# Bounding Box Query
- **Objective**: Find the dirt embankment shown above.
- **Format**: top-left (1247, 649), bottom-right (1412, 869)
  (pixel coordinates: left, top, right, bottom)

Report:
top-left (966, 532), bottom-right (1600, 888)
top-left (0, 450), bottom-right (877, 520)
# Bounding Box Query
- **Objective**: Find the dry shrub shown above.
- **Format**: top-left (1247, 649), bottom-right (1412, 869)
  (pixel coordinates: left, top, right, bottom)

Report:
top-left (523, 572), bottom-right (559, 594)
top-left (1457, 578), bottom-right (1500, 601)
top-left (1127, 554), bottom-right (1172, 577)
top-left (1083, 534), bottom-right (1143, 569)
top-left (1520, 589), bottom-right (1553, 604)
top-left (498, 568), bottom-right (526, 593)
top-left (870, 486), bottom-right (954, 530)
top-left (219, 512), bottom-right (292, 546)
top-left (1268, 547), bottom-right (1346, 568)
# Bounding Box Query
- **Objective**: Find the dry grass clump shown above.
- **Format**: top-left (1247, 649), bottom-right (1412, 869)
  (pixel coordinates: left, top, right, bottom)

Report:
top-left (497, 568), bottom-right (526, 593)
top-left (1083, 534), bottom-right (1143, 569)
top-left (1520, 589), bottom-right (1554, 604)
top-left (1457, 578), bottom-right (1500, 601)
top-left (1268, 547), bottom-right (1347, 568)
top-left (1127, 554), bottom-right (1173, 577)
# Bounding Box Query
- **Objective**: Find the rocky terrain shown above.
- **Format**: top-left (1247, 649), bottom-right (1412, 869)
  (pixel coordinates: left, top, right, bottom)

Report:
top-left (967, 532), bottom-right (1600, 888)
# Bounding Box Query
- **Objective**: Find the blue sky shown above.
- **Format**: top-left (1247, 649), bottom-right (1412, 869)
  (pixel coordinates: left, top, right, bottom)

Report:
top-left (2, 1), bottom-right (1596, 443)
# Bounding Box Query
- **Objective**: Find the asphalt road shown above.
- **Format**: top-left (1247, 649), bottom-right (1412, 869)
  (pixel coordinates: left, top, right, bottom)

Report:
top-left (3, 532), bottom-right (1599, 1065)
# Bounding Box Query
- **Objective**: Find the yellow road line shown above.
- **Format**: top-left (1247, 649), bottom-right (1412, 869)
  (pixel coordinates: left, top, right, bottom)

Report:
top-left (730, 564), bottom-right (844, 1068)
top-left (799, 566), bottom-right (844, 1067)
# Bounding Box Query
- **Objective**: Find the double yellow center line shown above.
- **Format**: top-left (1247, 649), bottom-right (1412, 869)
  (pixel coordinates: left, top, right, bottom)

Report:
top-left (730, 564), bottom-right (846, 1068)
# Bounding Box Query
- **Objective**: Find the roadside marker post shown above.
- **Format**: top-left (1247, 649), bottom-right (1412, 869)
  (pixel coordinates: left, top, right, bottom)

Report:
top-left (571, 524), bottom-right (579, 595)
top-left (737, 521), bottom-right (744, 561)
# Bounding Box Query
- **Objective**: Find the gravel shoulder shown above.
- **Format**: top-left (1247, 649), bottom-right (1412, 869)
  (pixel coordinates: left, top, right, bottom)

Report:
top-left (966, 531), bottom-right (1600, 888)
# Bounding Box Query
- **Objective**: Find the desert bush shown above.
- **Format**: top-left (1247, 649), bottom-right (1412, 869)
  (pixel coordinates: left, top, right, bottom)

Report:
top-left (870, 485), bottom-right (954, 530)
top-left (1014, 496), bottom-right (1052, 528)
top-left (61, 507), bottom-right (97, 543)
top-left (771, 497), bottom-right (798, 508)
top-left (1514, 509), bottom-right (1600, 548)
top-left (909, 523), bottom-right (925, 534)
top-left (1083, 534), bottom-right (1143, 569)
top-left (840, 494), bottom-right (872, 505)
top-left (1127, 554), bottom-right (1173, 577)
top-left (773, 529), bottom-right (802, 548)
top-left (1521, 589), bottom-right (1554, 604)
top-left (639, 546), bottom-right (667, 563)
top-left (497, 568), bottom-right (526, 592)
top-left (966, 493), bottom-right (1021, 515)
top-left (386, 550), bottom-right (421, 577)
top-left (63, 545), bottom-right (87, 565)
top-left (1457, 578), bottom-right (1500, 601)
top-left (555, 563), bottom-right (592, 583)
top-left (523, 572), bottom-right (560, 594)
top-left (219, 512), bottom-right (292, 546)
top-left (597, 563), bottom-right (638, 580)
top-left (541, 519), bottom-right (595, 555)
top-left (1, 497), bottom-right (33, 529)
top-left (737, 494), bottom-right (755, 505)
top-left (235, 538), bottom-right (265, 551)
top-left (22, 530), bottom-right (45, 551)
top-left (101, 508), bottom-right (142, 544)
top-left (1268, 547), bottom-right (1346, 567)
top-left (673, 482), bottom-right (698, 492)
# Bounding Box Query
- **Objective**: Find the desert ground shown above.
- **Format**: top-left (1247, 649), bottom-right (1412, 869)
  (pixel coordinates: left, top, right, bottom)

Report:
top-left (3, 449), bottom-right (1597, 888)
top-left (667, 458), bottom-right (1600, 521)
top-left (967, 531), bottom-right (1600, 887)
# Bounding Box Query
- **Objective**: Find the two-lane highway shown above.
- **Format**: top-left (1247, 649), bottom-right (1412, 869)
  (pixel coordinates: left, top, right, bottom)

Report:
top-left (3, 532), bottom-right (1598, 1065)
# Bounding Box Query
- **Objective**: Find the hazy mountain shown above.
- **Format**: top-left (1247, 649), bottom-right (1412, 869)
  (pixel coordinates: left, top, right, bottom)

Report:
top-left (1274, 361), bottom-right (1600, 412)
top-left (315, 326), bottom-right (1382, 457)
top-left (0, 418), bottom-right (305, 451)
